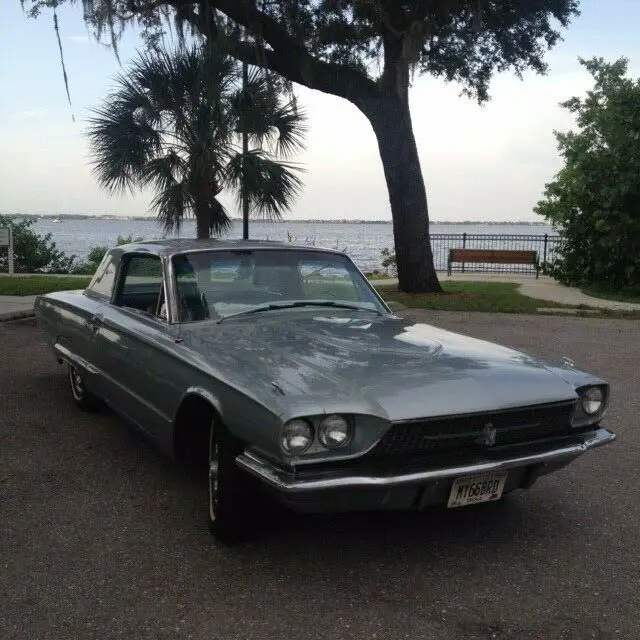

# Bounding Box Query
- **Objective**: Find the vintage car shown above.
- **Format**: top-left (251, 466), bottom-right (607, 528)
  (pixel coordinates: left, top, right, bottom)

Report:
top-left (35, 239), bottom-right (615, 542)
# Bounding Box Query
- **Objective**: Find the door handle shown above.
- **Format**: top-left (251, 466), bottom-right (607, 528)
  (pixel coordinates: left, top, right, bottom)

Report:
top-left (88, 314), bottom-right (103, 333)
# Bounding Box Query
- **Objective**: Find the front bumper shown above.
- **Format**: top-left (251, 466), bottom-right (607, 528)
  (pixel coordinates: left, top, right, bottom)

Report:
top-left (235, 428), bottom-right (616, 513)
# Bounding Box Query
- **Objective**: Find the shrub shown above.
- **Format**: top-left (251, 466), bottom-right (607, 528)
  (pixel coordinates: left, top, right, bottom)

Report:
top-left (535, 57), bottom-right (640, 290)
top-left (71, 235), bottom-right (144, 275)
top-left (0, 215), bottom-right (75, 274)
top-left (380, 248), bottom-right (397, 276)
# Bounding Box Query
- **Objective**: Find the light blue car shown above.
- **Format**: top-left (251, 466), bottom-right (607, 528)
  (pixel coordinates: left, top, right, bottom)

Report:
top-left (34, 239), bottom-right (615, 543)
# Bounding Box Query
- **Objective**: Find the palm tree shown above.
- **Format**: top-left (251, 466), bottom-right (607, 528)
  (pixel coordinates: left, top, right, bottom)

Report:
top-left (87, 45), bottom-right (305, 239)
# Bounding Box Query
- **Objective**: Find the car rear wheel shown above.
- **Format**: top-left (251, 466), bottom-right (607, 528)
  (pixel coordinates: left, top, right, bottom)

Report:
top-left (207, 419), bottom-right (261, 544)
top-left (68, 364), bottom-right (100, 412)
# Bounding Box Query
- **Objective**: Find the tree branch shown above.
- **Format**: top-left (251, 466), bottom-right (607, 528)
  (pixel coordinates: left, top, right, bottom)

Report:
top-left (201, 0), bottom-right (306, 56)
top-left (173, 0), bottom-right (381, 104)
top-left (224, 33), bottom-right (380, 104)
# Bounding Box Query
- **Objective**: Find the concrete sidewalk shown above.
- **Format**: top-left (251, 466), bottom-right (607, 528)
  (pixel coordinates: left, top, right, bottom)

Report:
top-left (1, 273), bottom-right (639, 321)
top-left (0, 295), bottom-right (38, 321)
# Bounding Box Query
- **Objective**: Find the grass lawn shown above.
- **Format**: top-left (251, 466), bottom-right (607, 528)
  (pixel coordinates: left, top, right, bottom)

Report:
top-left (364, 272), bottom-right (394, 281)
top-left (4, 274), bottom-right (636, 317)
top-left (0, 275), bottom-right (91, 296)
top-left (582, 285), bottom-right (640, 304)
top-left (375, 281), bottom-right (570, 314)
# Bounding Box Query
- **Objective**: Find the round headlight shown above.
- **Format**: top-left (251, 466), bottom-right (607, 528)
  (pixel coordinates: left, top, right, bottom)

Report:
top-left (281, 419), bottom-right (313, 454)
top-left (318, 414), bottom-right (351, 449)
top-left (581, 386), bottom-right (604, 415)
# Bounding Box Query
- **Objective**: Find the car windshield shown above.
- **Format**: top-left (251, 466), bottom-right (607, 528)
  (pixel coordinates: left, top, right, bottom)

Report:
top-left (171, 249), bottom-right (386, 322)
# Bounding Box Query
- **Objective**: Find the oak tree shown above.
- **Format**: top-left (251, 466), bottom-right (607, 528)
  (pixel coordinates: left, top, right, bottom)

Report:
top-left (22, 0), bottom-right (580, 292)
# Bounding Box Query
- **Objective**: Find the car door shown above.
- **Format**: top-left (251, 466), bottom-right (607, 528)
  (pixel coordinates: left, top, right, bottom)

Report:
top-left (60, 252), bottom-right (117, 396)
top-left (92, 252), bottom-right (178, 443)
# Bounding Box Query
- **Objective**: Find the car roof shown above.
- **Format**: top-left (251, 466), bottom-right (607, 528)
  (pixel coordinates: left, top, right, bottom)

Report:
top-left (112, 238), bottom-right (346, 259)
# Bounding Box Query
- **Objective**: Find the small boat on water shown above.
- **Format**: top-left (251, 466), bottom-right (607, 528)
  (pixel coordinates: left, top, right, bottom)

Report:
top-left (52, 218), bottom-right (63, 223)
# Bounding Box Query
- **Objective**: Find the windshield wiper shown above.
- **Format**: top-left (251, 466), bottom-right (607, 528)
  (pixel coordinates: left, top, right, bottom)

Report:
top-left (217, 300), bottom-right (384, 323)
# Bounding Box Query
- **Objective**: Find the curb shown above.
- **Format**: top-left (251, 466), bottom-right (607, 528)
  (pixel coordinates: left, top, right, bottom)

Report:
top-left (537, 307), bottom-right (603, 316)
top-left (0, 310), bottom-right (35, 322)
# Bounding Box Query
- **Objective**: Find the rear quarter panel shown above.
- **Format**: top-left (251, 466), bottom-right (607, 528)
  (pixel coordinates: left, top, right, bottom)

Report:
top-left (35, 290), bottom-right (102, 362)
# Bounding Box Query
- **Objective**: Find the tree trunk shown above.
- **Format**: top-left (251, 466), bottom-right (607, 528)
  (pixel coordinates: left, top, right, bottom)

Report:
top-left (195, 211), bottom-right (210, 239)
top-left (360, 97), bottom-right (442, 293)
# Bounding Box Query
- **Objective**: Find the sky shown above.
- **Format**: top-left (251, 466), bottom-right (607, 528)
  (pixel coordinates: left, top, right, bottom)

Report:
top-left (1, 1), bottom-right (639, 222)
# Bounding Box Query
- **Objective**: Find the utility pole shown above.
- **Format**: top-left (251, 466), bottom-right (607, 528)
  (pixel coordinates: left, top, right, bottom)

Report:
top-left (242, 59), bottom-right (249, 240)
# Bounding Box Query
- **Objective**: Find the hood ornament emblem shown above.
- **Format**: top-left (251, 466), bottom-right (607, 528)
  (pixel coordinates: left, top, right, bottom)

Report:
top-left (477, 422), bottom-right (497, 447)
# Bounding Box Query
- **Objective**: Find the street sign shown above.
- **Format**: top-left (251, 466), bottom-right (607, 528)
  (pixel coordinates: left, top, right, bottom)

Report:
top-left (0, 227), bottom-right (9, 247)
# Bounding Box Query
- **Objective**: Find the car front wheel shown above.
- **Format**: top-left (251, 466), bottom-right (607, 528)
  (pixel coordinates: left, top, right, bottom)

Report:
top-left (68, 364), bottom-right (100, 412)
top-left (207, 419), bottom-right (261, 544)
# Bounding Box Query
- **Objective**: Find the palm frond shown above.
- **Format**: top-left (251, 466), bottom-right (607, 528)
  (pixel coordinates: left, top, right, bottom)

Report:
top-left (231, 69), bottom-right (306, 156)
top-left (150, 179), bottom-right (194, 234)
top-left (231, 69), bottom-right (279, 144)
top-left (140, 151), bottom-right (188, 191)
top-left (87, 42), bottom-right (305, 235)
top-left (87, 101), bottom-right (161, 194)
top-left (201, 198), bottom-right (232, 236)
top-left (227, 150), bottom-right (304, 220)
top-left (270, 98), bottom-right (307, 158)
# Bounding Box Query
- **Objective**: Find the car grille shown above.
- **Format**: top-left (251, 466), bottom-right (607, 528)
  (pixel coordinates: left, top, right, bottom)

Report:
top-left (369, 401), bottom-right (577, 458)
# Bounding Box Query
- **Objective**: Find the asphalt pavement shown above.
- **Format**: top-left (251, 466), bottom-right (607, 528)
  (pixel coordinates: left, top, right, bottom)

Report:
top-left (1, 313), bottom-right (638, 640)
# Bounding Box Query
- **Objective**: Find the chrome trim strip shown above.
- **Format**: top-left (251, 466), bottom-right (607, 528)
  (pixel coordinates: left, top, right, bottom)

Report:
top-left (53, 343), bottom-right (100, 376)
top-left (54, 342), bottom-right (173, 426)
top-left (164, 245), bottom-right (347, 261)
top-left (235, 428), bottom-right (616, 493)
top-left (163, 254), bottom-right (180, 325)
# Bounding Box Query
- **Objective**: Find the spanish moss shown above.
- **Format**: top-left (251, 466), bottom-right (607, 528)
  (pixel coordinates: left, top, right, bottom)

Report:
top-left (52, 6), bottom-right (75, 121)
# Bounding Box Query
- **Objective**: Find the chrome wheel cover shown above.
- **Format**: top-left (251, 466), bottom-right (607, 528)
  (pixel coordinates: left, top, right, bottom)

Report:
top-left (208, 423), bottom-right (219, 522)
top-left (69, 365), bottom-right (85, 401)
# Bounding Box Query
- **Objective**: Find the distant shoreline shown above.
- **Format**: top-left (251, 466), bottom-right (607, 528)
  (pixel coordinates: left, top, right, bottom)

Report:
top-left (11, 214), bottom-right (549, 226)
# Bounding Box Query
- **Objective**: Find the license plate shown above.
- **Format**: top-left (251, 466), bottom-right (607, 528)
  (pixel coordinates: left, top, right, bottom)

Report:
top-left (447, 472), bottom-right (507, 508)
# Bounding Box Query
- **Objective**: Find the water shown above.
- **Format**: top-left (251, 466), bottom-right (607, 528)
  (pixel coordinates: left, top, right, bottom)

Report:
top-left (31, 218), bottom-right (554, 272)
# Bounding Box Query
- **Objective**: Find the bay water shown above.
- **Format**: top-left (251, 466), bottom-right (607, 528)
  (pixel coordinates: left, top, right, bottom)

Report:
top-left (32, 218), bottom-right (553, 272)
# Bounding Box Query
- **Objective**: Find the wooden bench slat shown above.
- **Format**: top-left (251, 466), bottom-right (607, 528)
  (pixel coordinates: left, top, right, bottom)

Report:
top-left (449, 249), bottom-right (537, 264)
top-left (448, 248), bottom-right (540, 277)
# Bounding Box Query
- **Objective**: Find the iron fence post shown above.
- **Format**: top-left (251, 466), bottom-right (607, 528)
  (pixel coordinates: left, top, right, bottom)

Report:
top-left (462, 232), bottom-right (466, 273)
top-left (542, 234), bottom-right (548, 269)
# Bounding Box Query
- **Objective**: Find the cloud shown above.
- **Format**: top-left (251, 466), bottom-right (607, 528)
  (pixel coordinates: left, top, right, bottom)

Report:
top-left (68, 35), bottom-right (91, 44)
top-left (13, 109), bottom-right (48, 120)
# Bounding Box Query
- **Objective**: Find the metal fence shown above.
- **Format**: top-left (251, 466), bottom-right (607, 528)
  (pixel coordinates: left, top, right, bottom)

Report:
top-left (1, 232), bottom-right (562, 276)
top-left (430, 233), bottom-right (561, 276)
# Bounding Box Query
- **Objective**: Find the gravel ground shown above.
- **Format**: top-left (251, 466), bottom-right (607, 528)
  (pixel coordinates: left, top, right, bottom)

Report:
top-left (1, 313), bottom-right (638, 640)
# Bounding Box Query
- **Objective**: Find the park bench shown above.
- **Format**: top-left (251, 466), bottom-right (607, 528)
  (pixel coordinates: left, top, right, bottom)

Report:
top-left (447, 248), bottom-right (540, 278)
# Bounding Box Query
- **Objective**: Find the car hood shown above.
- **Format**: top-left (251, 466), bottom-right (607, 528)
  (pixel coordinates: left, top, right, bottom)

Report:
top-left (179, 310), bottom-right (580, 422)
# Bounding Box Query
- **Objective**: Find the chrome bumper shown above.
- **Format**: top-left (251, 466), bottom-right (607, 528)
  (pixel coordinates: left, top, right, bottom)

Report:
top-left (236, 428), bottom-right (615, 494)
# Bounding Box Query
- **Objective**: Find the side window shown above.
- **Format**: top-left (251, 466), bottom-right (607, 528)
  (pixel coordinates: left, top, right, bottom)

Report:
top-left (115, 254), bottom-right (164, 316)
top-left (87, 253), bottom-right (117, 299)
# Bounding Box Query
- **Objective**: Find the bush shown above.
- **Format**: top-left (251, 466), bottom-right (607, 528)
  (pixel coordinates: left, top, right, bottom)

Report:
top-left (535, 57), bottom-right (640, 290)
top-left (380, 247), bottom-right (397, 276)
top-left (71, 235), bottom-right (144, 275)
top-left (72, 245), bottom-right (108, 275)
top-left (0, 215), bottom-right (76, 274)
